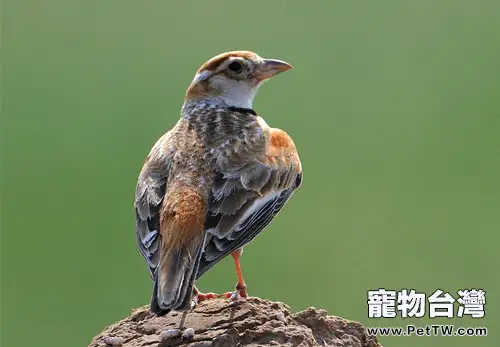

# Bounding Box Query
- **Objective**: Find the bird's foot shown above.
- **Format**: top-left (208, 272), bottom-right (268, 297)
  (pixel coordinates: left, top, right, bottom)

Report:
top-left (221, 283), bottom-right (248, 301)
top-left (190, 291), bottom-right (219, 310)
top-left (190, 284), bottom-right (247, 309)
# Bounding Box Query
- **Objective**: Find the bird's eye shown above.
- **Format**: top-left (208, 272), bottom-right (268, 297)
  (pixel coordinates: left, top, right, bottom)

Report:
top-left (228, 61), bottom-right (243, 73)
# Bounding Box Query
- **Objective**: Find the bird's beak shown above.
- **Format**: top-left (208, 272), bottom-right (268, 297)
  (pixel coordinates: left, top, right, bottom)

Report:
top-left (255, 59), bottom-right (293, 81)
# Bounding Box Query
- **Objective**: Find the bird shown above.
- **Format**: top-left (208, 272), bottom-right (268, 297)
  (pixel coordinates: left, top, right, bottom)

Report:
top-left (134, 50), bottom-right (303, 316)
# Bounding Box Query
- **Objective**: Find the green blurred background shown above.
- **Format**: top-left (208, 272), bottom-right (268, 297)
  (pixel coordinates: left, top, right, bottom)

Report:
top-left (2, 1), bottom-right (499, 346)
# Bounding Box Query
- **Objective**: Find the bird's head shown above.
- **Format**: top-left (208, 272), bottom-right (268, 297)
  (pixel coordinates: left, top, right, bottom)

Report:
top-left (185, 51), bottom-right (292, 109)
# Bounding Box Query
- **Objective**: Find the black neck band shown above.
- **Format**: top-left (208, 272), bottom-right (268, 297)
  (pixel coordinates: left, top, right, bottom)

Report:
top-left (227, 106), bottom-right (257, 116)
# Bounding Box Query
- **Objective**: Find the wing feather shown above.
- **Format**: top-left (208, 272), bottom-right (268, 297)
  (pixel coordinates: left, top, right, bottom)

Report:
top-left (197, 125), bottom-right (302, 279)
top-left (135, 134), bottom-right (172, 277)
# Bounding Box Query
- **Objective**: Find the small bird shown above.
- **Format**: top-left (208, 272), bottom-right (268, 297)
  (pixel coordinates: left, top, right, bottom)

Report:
top-left (134, 51), bottom-right (302, 316)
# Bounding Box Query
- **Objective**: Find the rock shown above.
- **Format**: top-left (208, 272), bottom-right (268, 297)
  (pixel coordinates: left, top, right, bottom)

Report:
top-left (89, 297), bottom-right (382, 347)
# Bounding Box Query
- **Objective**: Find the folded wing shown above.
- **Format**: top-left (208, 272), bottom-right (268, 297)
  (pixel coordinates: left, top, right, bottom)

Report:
top-left (197, 126), bottom-right (302, 278)
top-left (135, 139), bottom-right (171, 278)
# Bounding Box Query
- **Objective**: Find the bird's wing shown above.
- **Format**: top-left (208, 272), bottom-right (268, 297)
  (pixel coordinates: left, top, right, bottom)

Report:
top-left (135, 128), bottom-right (207, 314)
top-left (197, 125), bottom-right (302, 278)
top-left (134, 133), bottom-right (172, 278)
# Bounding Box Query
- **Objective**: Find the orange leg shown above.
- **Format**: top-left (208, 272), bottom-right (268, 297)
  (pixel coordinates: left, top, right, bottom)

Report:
top-left (192, 250), bottom-right (248, 308)
top-left (232, 249), bottom-right (248, 298)
top-left (221, 249), bottom-right (248, 300)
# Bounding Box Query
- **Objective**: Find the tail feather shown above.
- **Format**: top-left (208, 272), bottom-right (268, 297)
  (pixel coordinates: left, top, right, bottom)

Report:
top-left (150, 235), bottom-right (205, 315)
top-left (150, 274), bottom-right (163, 315)
top-left (149, 186), bottom-right (207, 316)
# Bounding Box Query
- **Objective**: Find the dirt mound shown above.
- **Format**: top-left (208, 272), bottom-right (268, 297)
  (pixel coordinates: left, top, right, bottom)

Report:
top-left (90, 297), bottom-right (382, 347)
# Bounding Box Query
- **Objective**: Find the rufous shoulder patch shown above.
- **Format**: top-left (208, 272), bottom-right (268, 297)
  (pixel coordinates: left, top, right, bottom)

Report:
top-left (264, 128), bottom-right (302, 175)
top-left (270, 129), bottom-right (295, 150)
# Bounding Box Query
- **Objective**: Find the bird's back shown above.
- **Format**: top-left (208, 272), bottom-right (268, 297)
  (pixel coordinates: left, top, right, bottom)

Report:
top-left (135, 51), bottom-right (300, 316)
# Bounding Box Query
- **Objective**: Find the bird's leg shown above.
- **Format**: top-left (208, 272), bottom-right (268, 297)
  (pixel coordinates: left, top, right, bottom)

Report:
top-left (190, 286), bottom-right (219, 309)
top-left (192, 250), bottom-right (248, 307)
top-left (221, 249), bottom-right (248, 301)
top-left (233, 249), bottom-right (248, 298)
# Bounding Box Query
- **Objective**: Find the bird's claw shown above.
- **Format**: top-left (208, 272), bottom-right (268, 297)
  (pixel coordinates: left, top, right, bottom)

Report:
top-left (221, 284), bottom-right (248, 301)
top-left (218, 291), bottom-right (239, 301)
top-left (190, 292), bottom-right (219, 310)
top-left (191, 284), bottom-right (247, 308)
top-left (190, 297), bottom-right (198, 310)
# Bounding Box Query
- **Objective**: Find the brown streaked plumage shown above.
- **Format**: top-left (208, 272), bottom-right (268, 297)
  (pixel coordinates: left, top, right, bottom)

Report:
top-left (135, 51), bottom-right (302, 316)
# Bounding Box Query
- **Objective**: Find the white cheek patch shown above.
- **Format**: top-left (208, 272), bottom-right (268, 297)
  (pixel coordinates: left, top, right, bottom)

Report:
top-left (189, 70), bottom-right (261, 109)
top-left (211, 76), bottom-right (259, 109)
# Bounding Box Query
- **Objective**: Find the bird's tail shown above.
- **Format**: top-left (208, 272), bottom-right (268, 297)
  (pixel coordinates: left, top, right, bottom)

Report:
top-left (150, 188), bottom-right (206, 316)
top-left (150, 241), bottom-right (204, 315)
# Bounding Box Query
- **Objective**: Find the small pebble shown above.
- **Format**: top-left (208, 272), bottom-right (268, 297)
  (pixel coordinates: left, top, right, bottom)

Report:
top-left (160, 329), bottom-right (182, 341)
top-left (276, 312), bottom-right (286, 323)
top-left (182, 327), bottom-right (195, 340)
top-left (103, 336), bottom-right (124, 346)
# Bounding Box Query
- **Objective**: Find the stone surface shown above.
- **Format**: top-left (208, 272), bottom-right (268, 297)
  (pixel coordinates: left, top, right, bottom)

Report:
top-left (89, 298), bottom-right (382, 347)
